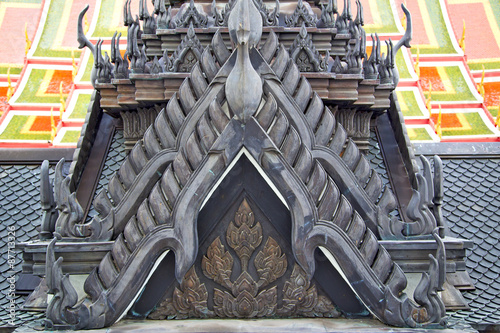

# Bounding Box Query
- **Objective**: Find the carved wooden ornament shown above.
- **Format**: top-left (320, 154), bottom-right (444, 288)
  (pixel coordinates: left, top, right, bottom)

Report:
top-left (45, 0), bottom-right (446, 329)
top-left (148, 199), bottom-right (339, 319)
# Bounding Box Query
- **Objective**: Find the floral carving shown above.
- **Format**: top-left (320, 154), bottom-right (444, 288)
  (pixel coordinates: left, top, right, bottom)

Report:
top-left (285, 0), bottom-right (318, 27)
top-left (149, 267), bottom-right (211, 319)
top-left (202, 237), bottom-right (233, 290)
top-left (174, 0), bottom-right (208, 28)
top-left (281, 265), bottom-right (340, 318)
top-left (255, 237), bottom-right (287, 287)
top-left (213, 273), bottom-right (277, 318)
top-left (149, 198), bottom-right (339, 320)
top-left (226, 199), bottom-right (262, 269)
top-left (167, 23), bottom-right (204, 73)
top-left (211, 0), bottom-right (279, 27)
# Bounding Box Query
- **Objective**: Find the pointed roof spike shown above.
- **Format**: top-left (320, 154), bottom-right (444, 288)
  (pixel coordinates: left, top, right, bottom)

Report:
top-left (127, 0), bottom-right (133, 26)
top-left (153, 0), bottom-right (160, 14)
top-left (111, 32), bottom-right (117, 62)
top-left (355, 0), bottom-right (363, 26)
top-left (144, 0), bottom-right (151, 19)
top-left (375, 33), bottom-right (381, 63)
top-left (331, 0), bottom-right (338, 13)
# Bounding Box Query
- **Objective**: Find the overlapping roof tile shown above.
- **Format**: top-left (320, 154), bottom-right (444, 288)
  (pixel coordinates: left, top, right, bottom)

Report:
top-left (0, 165), bottom-right (51, 327)
top-left (86, 129), bottom-right (126, 221)
top-left (443, 158), bottom-right (500, 327)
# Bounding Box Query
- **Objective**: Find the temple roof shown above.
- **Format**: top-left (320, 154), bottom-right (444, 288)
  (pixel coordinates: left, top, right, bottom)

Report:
top-left (0, 0), bottom-right (500, 331)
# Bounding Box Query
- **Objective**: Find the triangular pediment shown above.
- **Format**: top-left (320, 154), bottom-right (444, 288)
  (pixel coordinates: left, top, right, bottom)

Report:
top-left (44, 1), bottom-right (446, 329)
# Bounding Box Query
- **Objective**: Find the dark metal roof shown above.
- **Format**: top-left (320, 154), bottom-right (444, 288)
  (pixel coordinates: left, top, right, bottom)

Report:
top-left (441, 158), bottom-right (500, 327)
top-left (1, 138), bottom-right (499, 329)
top-left (366, 130), bottom-right (400, 219)
top-left (86, 129), bottom-right (126, 221)
top-left (0, 165), bottom-right (46, 327)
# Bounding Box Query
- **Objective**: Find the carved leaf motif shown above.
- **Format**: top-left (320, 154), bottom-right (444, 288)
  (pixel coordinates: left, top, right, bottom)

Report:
top-left (213, 288), bottom-right (234, 317)
top-left (148, 298), bottom-right (176, 320)
top-left (255, 237), bottom-right (287, 287)
top-left (254, 286), bottom-right (277, 317)
top-left (201, 237), bottom-right (233, 290)
top-left (172, 267), bottom-right (210, 319)
top-left (280, 264), bottom-right (339, 317)
top-left (232, 271), bottom-right (258, 297)
top-left (213, 286), bottom-right (277, 318)
top-left (226, 199), bottom-right (262, 269)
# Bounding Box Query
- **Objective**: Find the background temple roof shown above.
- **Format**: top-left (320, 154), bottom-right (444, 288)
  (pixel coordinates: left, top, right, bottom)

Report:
top-left (0, 0), bottom-right (499, 145)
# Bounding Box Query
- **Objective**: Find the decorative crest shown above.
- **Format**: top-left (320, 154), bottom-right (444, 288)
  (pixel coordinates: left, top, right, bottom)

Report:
top-left (391, 3), bottom-right (412, 86)
top-left (95, 40), bottom-right (114, 84)
top-left (174, 0), bottom-right (208, 28)
top-left (156, 0), bottom-right (171, 29)
top-left (167, 23), bottom-right (204, 72)
top-left (52, 158), bottom-right (112, 240)
top-left (336, 0), bottom-right (351, 33)
top-left (123, 0), bottom-right (133, 26)
top-left (289, 24), bottom-right (329, 72)
top-left (39, 160), bottom-right (58, 240)
top-left (348, 0), bottom-right (363, 39)
top-left (139, 0), bottom-right (156, 34)
top-left (127, 19), bottom-right (148, 73)
top-left (285, 0), bottom-right (318, 27)
top-left (212, 0), bottom-right (279, 27)
top-left (378, 39), bottom-right (394, 84)
top-left (363, 33), bottom-right (380, 79)
top-left (379, 155), bottom-right (446, 240)
top-left (345, 28), bottom-right (365, 74)
top-left (45, 238), bottom-right (80, 330)
top-left (77, 5), bottom-right (97, 87)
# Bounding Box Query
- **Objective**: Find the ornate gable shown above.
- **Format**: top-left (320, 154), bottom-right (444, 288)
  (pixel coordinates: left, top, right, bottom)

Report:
top-left (39, 0), bottom-right (450, 330)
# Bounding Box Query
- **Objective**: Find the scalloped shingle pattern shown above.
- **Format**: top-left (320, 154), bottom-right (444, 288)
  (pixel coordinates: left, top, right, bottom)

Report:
top-left (443, 158), bottom-right (500, 326)
top-left (0, 165), bottom-right (47, 327)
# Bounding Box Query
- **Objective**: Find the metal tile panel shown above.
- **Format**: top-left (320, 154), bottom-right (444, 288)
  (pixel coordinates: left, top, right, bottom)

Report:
top-left (443, 158), bottom-right (500, 326)
top-left (86, 129), bottom-right (126, 221)
top-left (0, 165), bottom-right (47, 327)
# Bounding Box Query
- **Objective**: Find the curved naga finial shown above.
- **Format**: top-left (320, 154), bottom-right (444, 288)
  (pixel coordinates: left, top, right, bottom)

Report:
top-left (45, 238), bottom-right (81, 330)
top-left (53, 158), bottom-right (113, 240)
top-left (77, 5), bottom-right (98, 87)
top-left (378, 155), bottom-right (447, 240)
top-left (225, 0), bottom-right (263, 122)
top-left (392, 3), bottom-right (412, 86)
